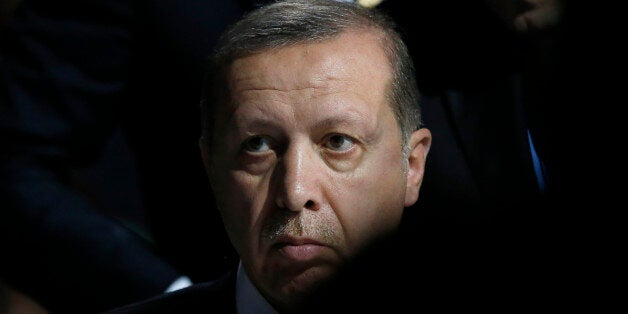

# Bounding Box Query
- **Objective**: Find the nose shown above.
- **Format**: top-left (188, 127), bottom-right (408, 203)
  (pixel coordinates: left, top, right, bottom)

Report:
top-left (275, 142), bottom-right (320, 212)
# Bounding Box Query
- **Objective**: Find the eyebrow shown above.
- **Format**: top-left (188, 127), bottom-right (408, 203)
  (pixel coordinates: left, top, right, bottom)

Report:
top-left (230, 118), bottom-right (278, 132)
top-left (226, 104), bottom-right (284, 130)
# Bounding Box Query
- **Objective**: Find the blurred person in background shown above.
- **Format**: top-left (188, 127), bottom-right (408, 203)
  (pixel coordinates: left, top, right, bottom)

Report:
top-left (0, 0), bottom-right (261, 312)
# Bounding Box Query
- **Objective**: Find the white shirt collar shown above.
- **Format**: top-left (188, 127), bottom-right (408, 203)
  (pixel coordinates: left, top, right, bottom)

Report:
top-left (236, 261), bottom-right (278, 314)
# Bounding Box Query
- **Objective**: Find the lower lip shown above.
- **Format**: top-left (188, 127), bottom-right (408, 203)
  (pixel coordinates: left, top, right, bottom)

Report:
top-left (278, 244), bottom-right (325, 261)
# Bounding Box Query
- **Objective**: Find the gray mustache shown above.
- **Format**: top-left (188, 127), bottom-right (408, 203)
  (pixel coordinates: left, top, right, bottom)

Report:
top-left (261, 210), bottom-right (340, 244)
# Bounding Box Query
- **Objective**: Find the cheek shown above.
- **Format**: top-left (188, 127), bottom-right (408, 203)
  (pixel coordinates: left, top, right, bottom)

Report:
top-left (213, 169), bottom-right (271, 258)
top-left (330, 149), bottom-right (406, 254)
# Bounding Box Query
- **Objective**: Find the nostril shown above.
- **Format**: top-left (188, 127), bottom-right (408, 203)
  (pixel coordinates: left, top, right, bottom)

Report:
top-left (304, 200), bottom-right (315, 209)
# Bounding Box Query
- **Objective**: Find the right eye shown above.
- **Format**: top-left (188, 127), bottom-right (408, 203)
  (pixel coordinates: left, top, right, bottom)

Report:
top-left (242, 136), bottom-right (271, 153)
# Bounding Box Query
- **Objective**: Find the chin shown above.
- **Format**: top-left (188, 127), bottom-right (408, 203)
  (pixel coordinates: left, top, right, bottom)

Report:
top-left (270, 265), bottom-right (337, 311)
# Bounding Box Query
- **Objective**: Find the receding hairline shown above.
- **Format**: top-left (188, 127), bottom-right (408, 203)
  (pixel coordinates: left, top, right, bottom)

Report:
top-left (225, 26), bottom-right (393, 81)
top-left (216, 23), bottom-right (393, 73)
top-left (202, 0), bottom-right (422, 146)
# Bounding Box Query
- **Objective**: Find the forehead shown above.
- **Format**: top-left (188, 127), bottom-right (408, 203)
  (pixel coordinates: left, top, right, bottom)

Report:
top-left (222, 29), bottom-right (393, 115)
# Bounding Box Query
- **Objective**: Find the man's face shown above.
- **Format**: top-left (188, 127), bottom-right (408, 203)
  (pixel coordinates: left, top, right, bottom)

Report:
top-left (203, 30), bottom-right (430, 309)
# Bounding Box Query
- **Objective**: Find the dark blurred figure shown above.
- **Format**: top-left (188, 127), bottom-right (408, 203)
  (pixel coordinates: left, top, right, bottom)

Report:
top-left (0, 0), bottom-right (21, 27)
top-left (374, 0), bottom-right (567, 254)
top-left (378, 0), bottom-right (560, 228)
top-left (0, 0), bottom-right (264, 312)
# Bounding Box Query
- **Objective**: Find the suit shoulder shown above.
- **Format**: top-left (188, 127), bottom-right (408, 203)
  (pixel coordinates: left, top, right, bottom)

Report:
top-left (103, 272), bottom-right (236, 314)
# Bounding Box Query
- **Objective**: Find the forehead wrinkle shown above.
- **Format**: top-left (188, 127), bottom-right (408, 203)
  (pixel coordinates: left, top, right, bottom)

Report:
top-left (228, 78), bottom-right (361, 124)
top-left (228, 100), bottom-right (293, 130)
top-left (230, 46), bottom-right (360, 92)
top-left (231, 71), bottom-right (355, 95)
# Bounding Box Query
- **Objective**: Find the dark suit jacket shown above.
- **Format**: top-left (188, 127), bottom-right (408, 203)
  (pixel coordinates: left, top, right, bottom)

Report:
top-left (102, 238), bottom-right (510, 313)
top-left (103, 232), bottom-right (564, 313)
top-left (104, 271), bottom-right (237, 314)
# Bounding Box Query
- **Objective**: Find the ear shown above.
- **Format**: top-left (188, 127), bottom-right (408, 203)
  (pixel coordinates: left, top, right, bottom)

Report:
top-left (404, 128), bottom-right (432, 207)
top-left (199, 137), bottom-right (213, 179)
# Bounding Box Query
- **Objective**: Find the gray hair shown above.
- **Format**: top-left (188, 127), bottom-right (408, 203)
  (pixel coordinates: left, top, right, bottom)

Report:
top-left (201, 0), bottom-right (421, 146)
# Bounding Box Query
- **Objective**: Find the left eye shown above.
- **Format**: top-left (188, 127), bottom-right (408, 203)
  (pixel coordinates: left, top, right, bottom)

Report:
top-left (242, 136), bottom-right (272, 153)
top-left (325, 134), bottom-right (355, 152)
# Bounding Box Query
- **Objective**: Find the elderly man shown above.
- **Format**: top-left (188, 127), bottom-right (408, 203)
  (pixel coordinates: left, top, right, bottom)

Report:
top-left (107, 0), bottom-right (430, 312)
